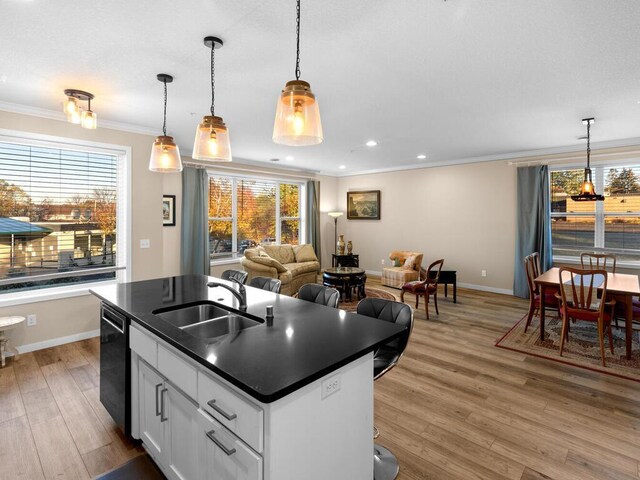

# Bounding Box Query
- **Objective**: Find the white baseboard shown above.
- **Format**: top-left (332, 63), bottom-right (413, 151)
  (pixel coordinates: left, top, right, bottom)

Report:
top-left (365, 270), bottom-right (382, 276)
top-left (8, 329), bottom-right (101, 356)
top-left (457, 282), bottom-right (513, 296)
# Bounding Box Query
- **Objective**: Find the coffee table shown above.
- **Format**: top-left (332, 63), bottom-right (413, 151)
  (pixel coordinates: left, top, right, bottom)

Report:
top-left (323, 267), bottom-right (366, 302)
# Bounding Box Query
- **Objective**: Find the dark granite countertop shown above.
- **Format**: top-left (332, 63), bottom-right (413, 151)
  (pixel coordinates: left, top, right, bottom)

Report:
top-left (90, 275), bottom-right (406, 403)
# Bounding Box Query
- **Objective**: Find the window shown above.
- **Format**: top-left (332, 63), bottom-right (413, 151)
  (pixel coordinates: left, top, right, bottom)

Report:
top-left (550, 165), bottom-right (640, 263)
top-left (208, 175), bottom-right (305, 260)
top-left (0, 136), bottom-right (127, 297)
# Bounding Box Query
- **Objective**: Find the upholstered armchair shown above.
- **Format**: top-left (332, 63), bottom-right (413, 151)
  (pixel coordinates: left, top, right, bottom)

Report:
top-left (382, 250), bottom-right (424, 288)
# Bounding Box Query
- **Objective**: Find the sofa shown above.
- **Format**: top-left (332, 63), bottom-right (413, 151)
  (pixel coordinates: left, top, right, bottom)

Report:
top-left (382, 250), bottom-right (424, 288)
top-left (240, 244), bottom-right (320, 296)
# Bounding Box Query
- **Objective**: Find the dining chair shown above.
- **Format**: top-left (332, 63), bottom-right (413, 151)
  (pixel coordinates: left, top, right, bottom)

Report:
top-left (221, 269), bottom-right (248, 285)
top-left (297, 284), bottom-right (340, 308)
top-left (558, 267), bottom-right (615, 367)
top-left (248, 276), bottom-right (282, 293)
top-left (400, 259), bottom-right (444, 320)
top-left (523, 252), bottom-right (560, 333)
top-left (580, 252), bottom-right (617, 272)
top-left (356, 297), bottom-right (413, 480)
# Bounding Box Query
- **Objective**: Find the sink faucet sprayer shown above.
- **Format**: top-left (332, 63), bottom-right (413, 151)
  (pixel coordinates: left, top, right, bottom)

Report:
top-left (207, 279), bottom-right (247, 311)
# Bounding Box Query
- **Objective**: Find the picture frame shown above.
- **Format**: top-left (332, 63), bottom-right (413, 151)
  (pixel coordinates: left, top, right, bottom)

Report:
top-left (163, 195), bottom-right (176, 226)
top-left (347, 190), bottom-right (381, 220)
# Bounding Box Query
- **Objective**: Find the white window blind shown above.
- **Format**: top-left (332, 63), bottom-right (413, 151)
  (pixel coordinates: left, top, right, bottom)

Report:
top-left (0, 140), bottom-right (123, 294)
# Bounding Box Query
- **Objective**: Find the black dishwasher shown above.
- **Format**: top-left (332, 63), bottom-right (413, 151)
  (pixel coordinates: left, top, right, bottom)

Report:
top-left (100, 303), bottom-right (131, 435)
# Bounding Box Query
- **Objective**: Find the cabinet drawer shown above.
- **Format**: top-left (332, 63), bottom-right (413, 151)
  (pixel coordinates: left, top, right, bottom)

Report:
top-left (158, 344), bottom-right (198, 400)
top-left (198, 409), bottom-right (262, 480)
top-left (198, 371), bottom-right (263, 453)
top-left (130, 325), bottom-right (157, 367)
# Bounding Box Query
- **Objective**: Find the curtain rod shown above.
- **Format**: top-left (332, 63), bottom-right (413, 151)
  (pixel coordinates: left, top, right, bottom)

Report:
top-left (181, 160), bottom-right (317, 181)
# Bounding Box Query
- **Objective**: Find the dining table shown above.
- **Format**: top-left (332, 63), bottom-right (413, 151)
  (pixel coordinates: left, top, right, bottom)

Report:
top-left (534, 267), bottom-right (640, 359)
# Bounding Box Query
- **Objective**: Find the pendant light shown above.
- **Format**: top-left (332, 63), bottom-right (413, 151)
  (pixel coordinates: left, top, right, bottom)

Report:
top-left (149, 74), bottom-right (183, 173)
top-left (192, 36), bottom-right (232, 162)
top-left (571, 117), bottom-right (604, 201)
top-left (63, 89), bottom-right (96, 127)
top-left (272, 0), bottom-right (323, 146)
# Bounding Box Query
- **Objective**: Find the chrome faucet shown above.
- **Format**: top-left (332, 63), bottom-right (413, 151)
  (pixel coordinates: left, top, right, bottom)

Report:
top-left (207, 279), bottom-right (247, 311)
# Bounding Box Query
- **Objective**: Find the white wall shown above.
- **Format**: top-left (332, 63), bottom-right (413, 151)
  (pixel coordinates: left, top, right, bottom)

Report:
top-left (0, 110), bottom-right (163, 349)
top-left (335, 161), bottom-right (517, 293)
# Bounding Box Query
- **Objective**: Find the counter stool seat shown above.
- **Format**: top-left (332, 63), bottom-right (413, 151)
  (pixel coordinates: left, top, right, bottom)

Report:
top-left (0, 316), bottom-right (25, 367)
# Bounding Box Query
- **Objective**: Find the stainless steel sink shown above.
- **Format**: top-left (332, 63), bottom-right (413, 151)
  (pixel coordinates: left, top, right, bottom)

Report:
top-left (153, 302), bottom-right (232, 328)
top-left (152, 301), bottom-right (262, 340)
top-left (181, 314), bottom-right (261, 340)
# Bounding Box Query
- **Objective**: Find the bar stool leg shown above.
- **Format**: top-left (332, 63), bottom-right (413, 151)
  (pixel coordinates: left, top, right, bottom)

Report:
top-left (0, 330), bottom-right (7, 368)
top-left (374, 444), bottom-right (399, 480)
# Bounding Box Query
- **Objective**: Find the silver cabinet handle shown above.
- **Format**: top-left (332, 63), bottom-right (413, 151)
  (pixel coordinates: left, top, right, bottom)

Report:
top-left (102, 316), bottom-right (124, 335)
top-left (206, 429), bottom-right (236, 456)
top-left (155, 383), bottom-right (163, 416)
top-left (207, 399), bottom-right (237, 421)
top-left (160, 388), bottom-right (168, 422)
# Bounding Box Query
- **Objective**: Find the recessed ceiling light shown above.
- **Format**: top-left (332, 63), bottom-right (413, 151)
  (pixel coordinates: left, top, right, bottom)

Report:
top-left (285, 156), bottom-right (294, 161)
top-left (417, 154), bottom-right (427, 160)
top-left (0, 75), bottom-right (7, 84)
top-left (365, 140), bottom-right (378, 147)
top-left (339, 165), bottom-right (346, 169)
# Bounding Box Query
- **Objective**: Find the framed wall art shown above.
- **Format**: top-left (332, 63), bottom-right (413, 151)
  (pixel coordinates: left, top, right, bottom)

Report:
top-left (347, 190), bottom-right (380, 220)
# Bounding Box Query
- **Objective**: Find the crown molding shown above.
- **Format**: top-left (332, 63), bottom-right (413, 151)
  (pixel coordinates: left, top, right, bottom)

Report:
top-left (328, 136), bottom-right (640, 177)
top-left (0, 100), bottom-right (158, 136)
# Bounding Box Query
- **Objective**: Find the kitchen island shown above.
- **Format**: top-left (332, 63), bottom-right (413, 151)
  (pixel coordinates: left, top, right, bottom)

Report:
top-left (91, 274), bottom-right (406, 480)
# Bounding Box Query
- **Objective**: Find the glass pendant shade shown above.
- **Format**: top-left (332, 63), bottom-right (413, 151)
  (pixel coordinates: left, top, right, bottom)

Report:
top-left (273, 80), bottom-right (323, 146)
top-left (192, 115), bottom-right (232, 162)
top-left (81, 109), bottom-right (97, 129)
top-left (64, 96), bottom-right (79, 116)
top-left (149, 135), bottom-right (183, 172)
top-left (67, 109), bottom-right (81, 124)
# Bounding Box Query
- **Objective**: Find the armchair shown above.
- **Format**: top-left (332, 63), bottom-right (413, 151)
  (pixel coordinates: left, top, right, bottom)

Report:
top-left (382, 250), bottom-right (423, 288)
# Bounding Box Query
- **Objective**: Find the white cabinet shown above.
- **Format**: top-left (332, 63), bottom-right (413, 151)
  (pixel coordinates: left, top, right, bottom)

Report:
top-left (138, 359), bottom-right (166, 462)
top-left (197, 409), bottom-right (262, 480)
top-left (138, 359), bottom-right (199, 480)
top-left (165, 383), bottom-right (200, 480)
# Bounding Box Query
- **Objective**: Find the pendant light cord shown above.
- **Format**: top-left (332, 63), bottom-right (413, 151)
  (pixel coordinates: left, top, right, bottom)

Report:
top-left (295, 0), bottom-right (301, 80)
top-left (162, 78), bottom-right (168, 136)
top-left (586, 120), bottom-right (591, 169)
top-left (210, 44), bottom-right (216, 116)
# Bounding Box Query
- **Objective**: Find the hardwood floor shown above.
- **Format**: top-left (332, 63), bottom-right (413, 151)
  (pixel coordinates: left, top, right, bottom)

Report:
top-left (1, 282), bottom-right (639, 479)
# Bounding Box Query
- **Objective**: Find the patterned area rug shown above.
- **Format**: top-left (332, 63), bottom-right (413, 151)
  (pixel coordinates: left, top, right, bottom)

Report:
top-left (496, 313), bottom-right (640, 382)
top-left (338, 287), bottom-right (397, 312)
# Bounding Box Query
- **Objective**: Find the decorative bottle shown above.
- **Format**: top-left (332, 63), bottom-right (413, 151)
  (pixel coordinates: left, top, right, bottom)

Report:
top-left (346, 240), bottom-right (353, 255)
top-left (337, 234), bottom-right (345, 255)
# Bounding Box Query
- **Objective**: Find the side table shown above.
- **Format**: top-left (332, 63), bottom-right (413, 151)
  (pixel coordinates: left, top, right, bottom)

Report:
top-left (0, 316), bottom-right (25, 367)
top-left (428, 270), bottom-right (457, 303)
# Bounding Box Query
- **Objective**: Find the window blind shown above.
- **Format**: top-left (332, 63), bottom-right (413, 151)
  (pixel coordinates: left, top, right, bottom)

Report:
top-left (0, 141), bottom-right (120, 292)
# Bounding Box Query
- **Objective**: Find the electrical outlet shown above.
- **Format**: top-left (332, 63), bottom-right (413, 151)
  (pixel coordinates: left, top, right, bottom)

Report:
top-left (140, 239), bottom-right (150, 249)
top-left (381, 259), bottom-right (385, 266)
top-left (27, 314), bottom-right (37, 327)
top-left (321, 374), bottom-right (341, 399)
top-left (481, 270), bottom-right (487, 277)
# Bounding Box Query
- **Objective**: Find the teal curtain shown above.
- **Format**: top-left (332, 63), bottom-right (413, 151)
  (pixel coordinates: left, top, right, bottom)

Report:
top-left (513, 165), bottom-right (553, 298)
top-left (181, 166), bottom-right (209, 275)
top-left (306, 180), bottom-right (321, 260)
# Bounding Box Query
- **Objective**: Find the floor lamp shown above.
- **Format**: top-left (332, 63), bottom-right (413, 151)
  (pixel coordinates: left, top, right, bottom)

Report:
top-left (327, 212), bottom-right (343, 255)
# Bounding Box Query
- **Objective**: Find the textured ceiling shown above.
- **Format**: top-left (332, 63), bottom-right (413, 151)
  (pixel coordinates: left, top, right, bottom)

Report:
top-left (1, 0), bottom-right (640, 175)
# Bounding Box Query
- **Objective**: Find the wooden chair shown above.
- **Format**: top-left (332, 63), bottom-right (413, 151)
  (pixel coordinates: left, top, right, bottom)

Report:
top-left (558, 267), bottom-right (615, 367)
top-left (580, 252), bottom-right (617, 272)
top-left (400, 259), bottom-right (444, 320)
top-left (523, 252), bottom-right (560, 333)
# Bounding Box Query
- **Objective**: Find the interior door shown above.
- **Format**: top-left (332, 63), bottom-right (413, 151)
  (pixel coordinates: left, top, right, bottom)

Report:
top-left (139, 360), bottom-right (166, 462)
top-left (165, 383), bottom-right (200, 480)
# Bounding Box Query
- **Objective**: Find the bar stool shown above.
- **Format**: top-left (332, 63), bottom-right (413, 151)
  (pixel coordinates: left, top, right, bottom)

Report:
top-left (0, 316), bottom-right (25, 367)
top-left (356, 298), bottom-right (414, 480)
top-left (249, 276), bottom-right (282, 293)
top-left (298, 284), bottom-right (340, 308)
top-left (221, 269), bottom-right (248, 285)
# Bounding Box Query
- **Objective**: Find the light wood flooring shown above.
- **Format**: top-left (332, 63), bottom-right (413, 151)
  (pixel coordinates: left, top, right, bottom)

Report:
top-left (1, 282), bottom-right (640, 479)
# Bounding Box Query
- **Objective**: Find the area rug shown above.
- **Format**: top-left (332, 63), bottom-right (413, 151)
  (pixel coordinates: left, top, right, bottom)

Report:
top-left (337, 287), bottom-right (397, 312)
top-left (496, 314), bottom-right (640, 382)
